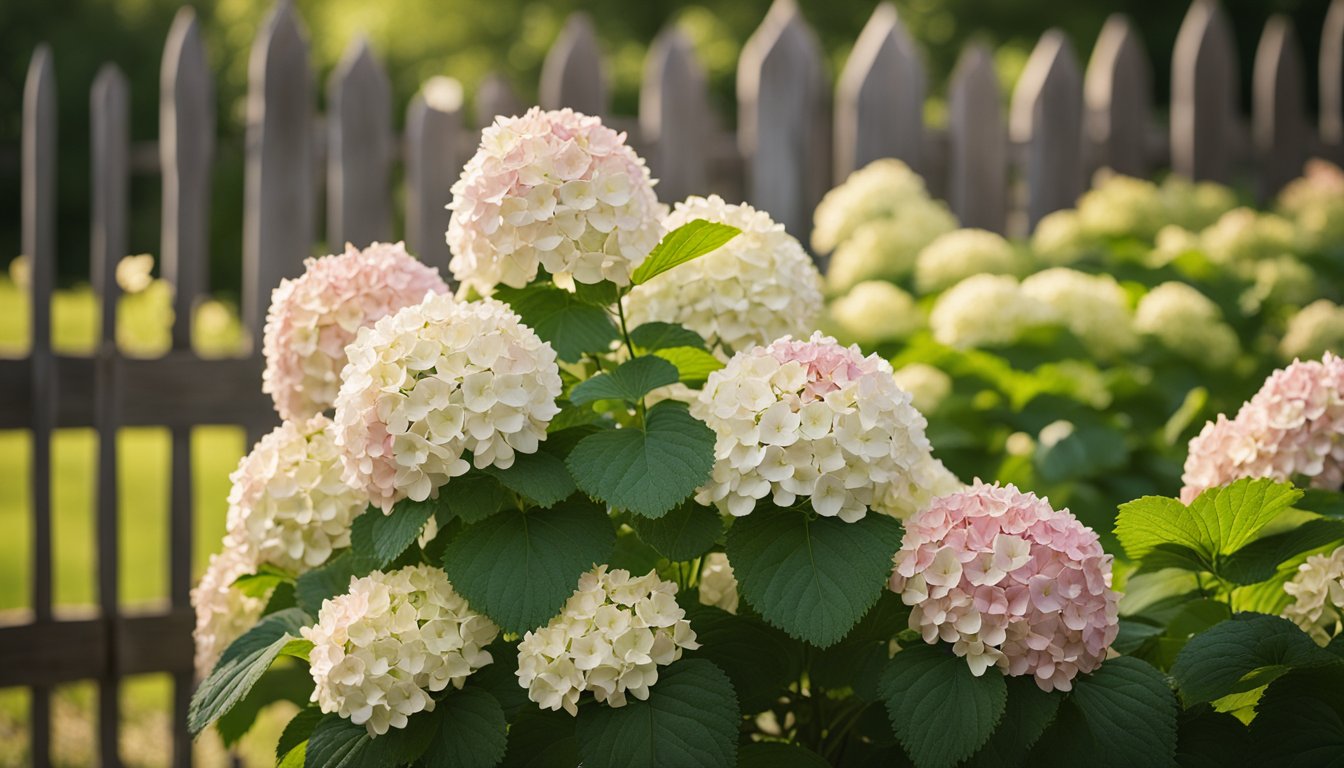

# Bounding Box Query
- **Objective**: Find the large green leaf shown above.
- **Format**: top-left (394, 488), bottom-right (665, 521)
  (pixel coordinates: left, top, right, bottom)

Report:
top-left (421, 688), bottom-right (508, 768)
top-left (629, 501), bottom-right (722, 561)
top-left (630, 220), bottom-right (741, 285)
top-left (1031, 657), bottom-right (1178, 768)
top-left (1248, 666), bottom-right (1344, 767)
top-left (966, 676), bottom-right (1061, 768)
top-left (1170, 613), bottom-right (1341, 704)
top-left (1033, 421), bottom-right (1128, 483)
top-left (495, 284), bottom-right (620, 363)
top-left (482, 450), bottom-right (575, 509)
top-left (188, 607), bottom-right (312, 734)
top-left (653, 346), bottom-right (723, 385)
top-left (439, 472), bottom-right (510, 524)
top-left (277, 706), bottom-right (324, 761)
top-left (566, 401), bottom-right (715, 519)
top-left (574, 658), bottom-right (739, 768)
top-left (568, 355), bottom-right (680, 406)
top-left (499, 711), bottom-right (578, 768)
top-left (441, 499), bottom-right (615, 634)
top-left (726, 504), bottom-right (903, 647)
top-left (467, 641), bottom-right (531, 719)
top-left (683, 604), bottom-right (800, 713)
top-left (1175, 709), bottom-right (1251, 768)
top-left (1219, 518), bottom-right (1344, 585)
top-left (630, 321), bottom-right (707, 352)
top-left (216, 662), bottom-right (312, 746)
top-left (350, 501), bottom-right (434, 569)
top-left (881, 645), bottom-right (1007, 768)
top-left (295, 551), bottom-right (377, 616)
top-left (736, 743), bottom-right (829, 767)
top-left (303, 710), bottom-right (437, 768)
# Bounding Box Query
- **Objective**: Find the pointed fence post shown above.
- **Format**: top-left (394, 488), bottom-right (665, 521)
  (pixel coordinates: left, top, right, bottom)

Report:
top-left (1172, 0), bottom-right (1239, 182)
top-left (406, 77), bottom-right (463, 277)
top-left (328, 37), bottom-right (393, 249)
top-left (947, 43), bottom-right (1006, 233)
top-left (540, 13), bottom-right (606, 115)
top-left (1321, 0), bottom-right (1344, 162)
top-left (1086, 15), bottom-right (1151, 177)
top-left (474, 72), bottom-right (524, 128)
top-left (834, 3), bottom-right (925, 180)
top-left (1011, 30), bottom-right (1084, 231)
top-left (1254, 16), bottom-right (1307, 200)
top-left (640, 27), bottom-right (709, 203)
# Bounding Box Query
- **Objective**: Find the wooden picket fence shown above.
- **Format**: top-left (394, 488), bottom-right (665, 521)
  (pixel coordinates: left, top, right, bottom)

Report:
top-left (4, 0), bottom-right (1344, 764)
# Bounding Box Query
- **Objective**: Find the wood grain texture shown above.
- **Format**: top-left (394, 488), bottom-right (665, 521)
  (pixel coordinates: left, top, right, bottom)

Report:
top-left (1011, 29), bottom-right (1084, 231)
top-left (1086, 14), bottom-right (1151, 178)
top-left (947, 43), bottom-right (1006, 233)
top-left (1172, 0), bottom-right (1239, 182)
top-left (641, 26), bottom-right (709, 203)
top-left (834, 3), bottom-right (925, 180)
top-left (328, 37), bottom-right (393, 248)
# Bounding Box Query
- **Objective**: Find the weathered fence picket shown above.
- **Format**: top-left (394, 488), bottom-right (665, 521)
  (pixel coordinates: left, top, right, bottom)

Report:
top-left (8, 1), bottom-right (1344, 763)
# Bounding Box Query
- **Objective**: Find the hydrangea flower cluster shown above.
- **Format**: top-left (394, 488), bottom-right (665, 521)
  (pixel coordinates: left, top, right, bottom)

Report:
top-left (811, 158), bottom-right (948, 256)
top-left (1200, 208), bottom-right (1298, 267)
top-left (302, 565), bottom-right (499, 736)
top-left (225, 415), bottom-right (367, 573)
top-left (698, 553), bottom-right (739, 614)
top-left (914, 229), bottom-right (1021, 295)
top-left (827, 280), bottom-right (923, 346)
top-left (1283, 545), bottom-right (1344, 645)
top-left (1030, 210), bottom-right (1094, 266)
top-left (691, 331), bottom-right (934, 522)
top-left (516, 567), bottom-right (699, 715)
top-left (1277, 159), bottom-right (1344, 253)
top-left (191, 547), bottom-right (266, 677)
top-left (825, 212), bottom-right (957, 296)
top-left (1181, 353), bottom-right (1344, 502)
top-left (623, 195), bottom-right (822, 353)
top-left (333, 294), bottom-right (562, 511)
top-left (1281, 300), bottom-right (1344, 362)
top-left (1134, 282), bottom-right (1239, 368)
top-left (262, 242), bottom-right (448, 420)
top-left (1020, 268), bottom-right (1137, 358)
top-left (446, 107), bottom-right (664, 291)
top-left (888, 481), bottom-right (1119, 691)
top-left (929, 274), bottom-right (1055, 349)
top-left (891, 363), bottom-right (953, 415)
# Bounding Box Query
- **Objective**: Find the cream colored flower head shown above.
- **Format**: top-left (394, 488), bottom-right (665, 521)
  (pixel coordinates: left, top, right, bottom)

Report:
top-left (1282, 300), bottom-right (1344, 362)
top-left (698, 553), bottom-right (739, 614)
top-left (447, 107), bottom-right (664, 291)
top-left (812, 158), bottom-right (938, 255)
top-left (302, 564), bottom-right (499, 736)
top-left (1020, 268), bottom-right (1137, 358)
top-left (891, 364), bottom-right (953, 417)
top-left (1284, 545), bottom-right (1344, 645)
top-left (516, 566), bottom-right (699, 716)
top-left (333, 294), bottom-right (562, 512)
top-left (825, 209), bottom-right (958, 296)
top-left (1135, 282), bottom-right (1239, 368)
top-left (827, 281), bottom-right (923, 346)
top-left (930, 274), bottom-right (1056, 349)
top-left (191, 546), bottom-right (265, 678)
top-left (691, 331), bottom-right (935, 522)
top-left (623, 195), bottom-right (822, 353)
top-left (914, 228), bottom-right (1021, 295)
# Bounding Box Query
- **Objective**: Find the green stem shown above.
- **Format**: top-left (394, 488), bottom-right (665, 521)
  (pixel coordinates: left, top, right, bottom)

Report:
top-left (613, 291), bottom-right (647, 423)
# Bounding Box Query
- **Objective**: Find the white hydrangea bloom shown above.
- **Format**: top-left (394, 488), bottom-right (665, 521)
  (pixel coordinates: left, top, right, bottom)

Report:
top-left (1160, 176), bottom-right (1237, 232)
top-left (225, 415), bottom-right (367, 573)
top-left (892, 363), bottom-right (953, 415)
top-left (447, 108), bottom-right (664, 291)
top-left (1147, 225), bottom-right (1204, 268)
top-left (825, 210), bottom-right (957, 296)
top-left (1029, 210), bottom-right (1094, 266)
top-left (623, 195), bottom-right (822, 353)
top-left (691, 332), bottom-right (935, 522)
top-left (334, 294), bottom-right (562, 512)
top-left (881, 453), bottom-right (966, 520)
top-left (1135, 282), bottom-right (1239, 368)
top-left (1281, 300), bottom-right (1344, 362)
top-left (191, 546), bottom-right (266, 677)
top-left (1200, 208), bottom-right (1297, 267)
top-left (698, 553), bottom-right (739, 614)
top-left (303, 565), bottom-right (499, 736)
top-left (914, 228), bottom-right (1021, 295)
top-left (516, 566), bottom-right (699, 715)
top-left (812, 158), bottom-right (939, 255)
top-left (930, 274), bottom-right (1056, 349)
top-left (827, 281), bottom-right (923, 346)
top-left (1241, 254), bottom-right (1319, 313)
top-left (1076, 173), bottom-right (1163, 241)
top-left (1283, 545), bottom-right (1344, 645)
top-left (1020, 268), bottom-right (1137, 357)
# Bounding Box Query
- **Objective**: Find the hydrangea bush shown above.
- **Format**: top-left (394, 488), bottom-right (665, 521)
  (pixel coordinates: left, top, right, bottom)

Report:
top-left (189, 114), bottom-right (1344, 768)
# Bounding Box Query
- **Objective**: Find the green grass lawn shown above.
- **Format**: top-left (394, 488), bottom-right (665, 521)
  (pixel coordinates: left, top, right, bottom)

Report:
top-left (0, 276), bottom-right (287, 766)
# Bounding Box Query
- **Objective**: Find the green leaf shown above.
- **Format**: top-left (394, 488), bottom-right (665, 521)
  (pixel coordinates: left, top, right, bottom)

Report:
top-left (1115, 496), bottom-right (1205, 563)
top-left (630, 220), bottom-right (741, 285)
top-left (467, 641), bottom-right (531, 719)
top-left (280, 638), bottom-right (314, 661)
top-left (881, 645), bottom-right (1007, 768)
top-left (609, 524), bottom-right (664, 575)
top-left (629, 501), bottom-right (722, 561)
top-left (567, 401), bottom-right (715, 519)
top-left (232, 566), bottom-right (290, 599)
top-left (1170, 613), bottom-right (1341, 704)
top-left (216, 662), bottom-right (312, 747)
top-left (569, 355), bottom-right (680, 406)
top-left (303, 710), bottom-right (437, 768)
top-left (1031, 657), bottom-right (1178, 768)
top-left (188, 607), bottom-right (311, 734)
top-left (653, 346), bottom-right (724, 385)
top-left (726, 504), bottom-right (903, 647)
top-left (495, 284), bottom-right (620, 363)
top-left (1175, 709), bottom-right (1251, 768)
top-left (1196, 479), bottom-right (1304, 554)
top-left (349, 501), bottom-right (434, 569)
top-left (1295, 488), bottom-right (1344, 518)
top-left (966, 676), bottom-right (1061, 768)
top-left (736, 743), bottom-right (829, 767)
top-left (441, 499), bottom-right (615, 634)
top-left (280, 741), bottom-right (307, 768)
top-left (630, 321), bottom-right (707, 352)
top-left (500, 711), bottom-right (578, 768)
top-left (1033, 421), bottom-right (1129, 483)
top-left (683, 604), bottom-right (800, 713)
top-left (482, 450), bottom-right (575, 508)
top-left (573, 280), bottom-right (620, 307)
top-left (264, 581), bottom-right (298, 615)
top-left (1163, 386), bottom-right (1208, 446)
top-left (1248, 666), bottom-right (1344, 767)
top-left (421, 688), bottom-right (508, 768)
top-left (296, 551), bottom-right (376, 617)
top-left (1220, 518), bottom-right (1344, 584)
top-left (277, 706), bottom-right (324, 761)
top-left (440, 472), bottom-right (509, 524)
top-left (575, 658), bottom-right (739, 768)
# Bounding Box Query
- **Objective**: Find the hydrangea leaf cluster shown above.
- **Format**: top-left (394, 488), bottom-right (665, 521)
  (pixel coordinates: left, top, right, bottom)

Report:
top-left (516, 566), bottom-right (699, 716)
top-left (262, 242), bottom-right (448, 420)
top-left (333, 293), bottom-right (562, 511)
top-left (302, 564), bottom-right (499, 736)
top-left (446, 108), bottom-right (664, 291)
top-left (623, 195), bottom-right (823, 354)
top-left (1182, 353), bottom-right (1344, 503)
top-left (691, 331), bottom-right (936, 522)
top-left (889, 481), bottom-right (1119, 691)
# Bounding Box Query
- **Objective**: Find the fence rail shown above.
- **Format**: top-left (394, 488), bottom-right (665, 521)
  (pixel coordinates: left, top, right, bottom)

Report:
top-left (5, 0), bottom-right (1344, 763)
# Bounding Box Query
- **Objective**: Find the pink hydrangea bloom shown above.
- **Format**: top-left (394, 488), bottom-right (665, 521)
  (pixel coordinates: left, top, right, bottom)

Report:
top-left (1182, 353), bottom-right (1344, 503)
top-left (447, 108), bottom-right (664, 291)
top-left (262, 241), bottom-right (448, 421)
top-left (889, 481), bottom-right (1119, 692)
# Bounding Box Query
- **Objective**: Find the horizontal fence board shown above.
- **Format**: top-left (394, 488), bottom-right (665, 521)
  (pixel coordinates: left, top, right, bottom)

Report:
top-left (0, 611), bottom-right (194, 688)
